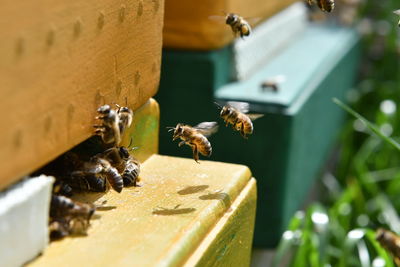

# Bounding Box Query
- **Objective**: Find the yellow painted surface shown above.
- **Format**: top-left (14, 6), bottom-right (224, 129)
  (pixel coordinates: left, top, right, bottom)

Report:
top-left (0, 0), bottom-right (164, 189)
top-left (184, 178), bottom-right (257, 267)
top-left (29, 155), bottom-right (255, 267)
top-left (123, 98), bottom-right (160, 163)
top-left (163, 0), bottom-right (297, 50)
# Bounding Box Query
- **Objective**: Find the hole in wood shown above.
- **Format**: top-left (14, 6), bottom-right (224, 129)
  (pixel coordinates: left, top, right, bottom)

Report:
top-left (13, 130), bottom-right (23, 149)
top-left (74, 19), bottom-right (82, 38)
top-left (46, 28), bottom-right (55, 47)
top-left (119, 5), bottom-right (126, 22)
top-left (134, 71), bottom-right (141, 86)
top-left (15, 37), bottom-right (24, 57)
top-left (137, 1), bottom-right (143, 17)
top-left (98, 12), bottom-right (105, 30)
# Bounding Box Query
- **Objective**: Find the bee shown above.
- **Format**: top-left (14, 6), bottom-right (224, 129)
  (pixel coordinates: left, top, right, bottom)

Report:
top-left (225, 13), bottom-right (252, 38)
top-left (209, 13), bottom-right (258, 39)
top-left (71, 156), bottom-right (124, 193)
top-left (376, 228), bottom-right (400, 265)
top-left (98, 145), bottom-right (141, 187)
top-left (49, 195), bottom-right (95, 239)
top-left (216, 101), bottom-right (263, 139)
top-left (116, 104), bottom-right (133, 137)
top-left (308, 0), bottom-right (335, 13)
top-left (260, 75), bottom-right (286, 92)
top-left (94, 105), bottom-right (121, 146)
top-left (394, 10), bottom-right (400, 27)
top-left (168, 122), bottom-right (218, 163)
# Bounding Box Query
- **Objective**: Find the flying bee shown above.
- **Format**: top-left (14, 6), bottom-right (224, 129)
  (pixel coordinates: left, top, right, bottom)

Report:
top-left (216, 101), bottom-right (263, 139)
top-left (115, 104), bottom-right (133, 137)
top-left (71, 156), bottom-right (124, 193)
top-left (49, 195), bottom-right (95, 239)
top-left (260, 75), bottom-right (286, 92)
top-left (394, 10), bottom-right (400, 27)
top-left (209, 13), bottom-right (259, 39)
top-left (94, 104), bottom-right (121, 146)
top-left (376, 228), bottom-right (400, 266)
top-left (308, 0), bottom-right (335, 13)
top-left (168, 122), bottom-right (218, 163)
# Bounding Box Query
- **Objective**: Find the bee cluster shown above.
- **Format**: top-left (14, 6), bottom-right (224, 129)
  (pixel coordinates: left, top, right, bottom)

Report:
top-left (47, 104), bottom-right (141, 239)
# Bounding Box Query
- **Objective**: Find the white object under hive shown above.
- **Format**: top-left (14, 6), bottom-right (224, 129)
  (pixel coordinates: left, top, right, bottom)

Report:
top-left (233, 2), bottom-right (308, 81)
top-left (0, 175), bottom-right (54, 267)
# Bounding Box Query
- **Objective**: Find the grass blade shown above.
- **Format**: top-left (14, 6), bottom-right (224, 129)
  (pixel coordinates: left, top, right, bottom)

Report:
top-left (333, 98), bottom-right (400, 152)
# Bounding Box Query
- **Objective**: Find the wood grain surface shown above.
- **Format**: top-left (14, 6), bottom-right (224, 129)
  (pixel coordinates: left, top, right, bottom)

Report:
top-left (28, 155), bottom-right (255, 267)
top-left (163, 0), bottom-right (297, 50)
top-left (0, 0), bottom-right (164, 189)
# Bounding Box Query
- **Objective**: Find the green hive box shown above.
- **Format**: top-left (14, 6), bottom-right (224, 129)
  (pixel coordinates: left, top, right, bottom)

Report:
top-left (156, 24), bottom-right (361, 247)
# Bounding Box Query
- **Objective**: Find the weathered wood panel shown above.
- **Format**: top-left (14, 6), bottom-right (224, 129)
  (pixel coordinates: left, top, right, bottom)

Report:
top-left (0, 0), bottom-right (164, 189)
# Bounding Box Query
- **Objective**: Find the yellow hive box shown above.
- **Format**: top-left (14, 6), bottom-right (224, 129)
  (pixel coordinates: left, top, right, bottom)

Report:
top-left (29, 155), bottom-right (257, 267)
top-left (0, 0), bottom-right (164, 189)
top-left (163, 0), bottom-right (298, 50)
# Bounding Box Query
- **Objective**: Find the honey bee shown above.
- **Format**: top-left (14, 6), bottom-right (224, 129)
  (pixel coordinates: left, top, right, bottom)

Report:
top-left (394, 10), bottom-right (400, 27)
top-left (168, 122), bottom-right (218, 163)
top-left (260, 75), bottom-right (286, 92)
top-left (216, 101), bottom-right (263, 139)
top-left (71, 156), bottom-right (124, 193)
top-left (116, 104), bottom-right (133, 137)
top-left (49, 195), bottom-right (95, 239)
top-left (94, 105), bottom-right (121, 145)
top-left (376, 228), bottom-right (400, 265)
top-left (308, 0), bottom-right (335, 13)
top-left (209, 13), bottom-right (258, 39)
top-left (225, 13), bottom-right (252, 38)
top-left (98, 146), bottom-right (141, 187)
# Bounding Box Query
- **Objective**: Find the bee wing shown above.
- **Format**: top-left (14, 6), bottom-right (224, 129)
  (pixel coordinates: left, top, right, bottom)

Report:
top-left (193, 121), bottom-right (219, 137)
top-left (227, 101), bottom-right (250, 113)
top-left (245, 17), bottom-right (261, 26)
top-left (247, 114), bottom-right (264, 121)
top-left (394, 9), bottom-right (400, 15)
top-left (208, 15), bottom-right (226, 23)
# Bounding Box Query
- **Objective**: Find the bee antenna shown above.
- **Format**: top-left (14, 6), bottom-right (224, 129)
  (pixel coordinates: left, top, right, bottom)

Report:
top-left (166, 126), bottom-right (175, 132)
top-left (128, 137), bottom-right (133, 148)
top-left (130, 146), bottom-right (139, 151)
top-left (214, 102), bottom-right (223, 109)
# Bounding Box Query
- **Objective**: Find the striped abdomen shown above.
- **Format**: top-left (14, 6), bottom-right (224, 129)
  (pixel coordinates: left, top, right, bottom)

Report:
top-left (196, 135), bottom-right (212, 157)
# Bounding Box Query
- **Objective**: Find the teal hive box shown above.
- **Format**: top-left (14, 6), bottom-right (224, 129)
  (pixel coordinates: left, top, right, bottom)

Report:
top-left (156, 24), bottom-right (361, 247)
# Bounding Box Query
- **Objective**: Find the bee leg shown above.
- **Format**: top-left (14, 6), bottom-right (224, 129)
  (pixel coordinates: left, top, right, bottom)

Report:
top-left (240, 127), bottom-right (248, 139)
top-left (178, 141), bottom-right (186, 147)
top-left (191, 144), bottom-right (200, 163)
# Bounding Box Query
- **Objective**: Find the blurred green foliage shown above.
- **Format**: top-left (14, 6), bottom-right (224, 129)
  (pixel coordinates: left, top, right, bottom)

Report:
top-left (273, 0), bottom-right (400, 265)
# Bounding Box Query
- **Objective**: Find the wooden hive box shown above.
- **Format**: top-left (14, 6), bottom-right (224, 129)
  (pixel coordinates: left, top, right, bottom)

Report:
top-left (163, 0), bottom-right (298, 50)
top-left (0, 0), bottom-right (164, 190)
